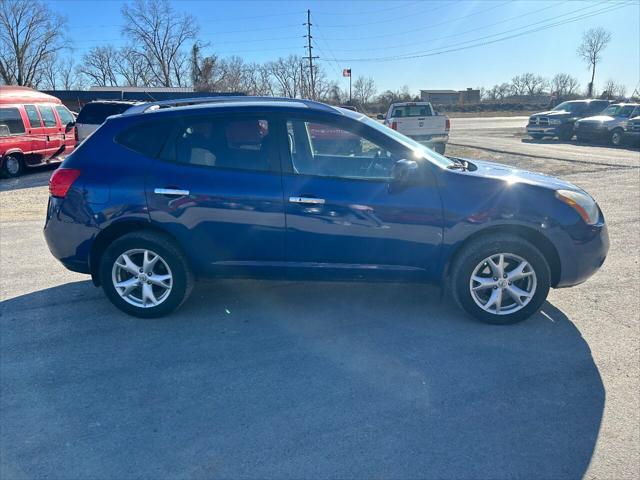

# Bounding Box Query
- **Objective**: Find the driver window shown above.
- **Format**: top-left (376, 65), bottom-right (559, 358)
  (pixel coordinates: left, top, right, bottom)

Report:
top-left (286, 119), bottom-right (396, 180)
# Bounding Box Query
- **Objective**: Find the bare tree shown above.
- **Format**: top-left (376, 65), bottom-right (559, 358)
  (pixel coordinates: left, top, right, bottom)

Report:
top-left (551, 73), bottom-right (580, 98)
top-left (352, 76), bottom-right (377, 108)
top-left (577, 27), bottom-right (612, 98)
top-left (38, 54), bottom-right (78, 90)
top-left (115, 47), bottom-right (148, 87)
top-left (0, 0), bottom-right (67, 86)
top-left (487, 83), bottom-right (511, 100)
top-left (510, 75), bottom-right (527, 96)
top-left (122, 0), bottom-right (198, 87)
top-left (601, 79), bottom-right (627, 100)
top-left (522, 73), bottom-right (549, 96)
top-left (77, 46), bottom-right (120, 87)
top-left (267, 55), bottom-right (304, 98)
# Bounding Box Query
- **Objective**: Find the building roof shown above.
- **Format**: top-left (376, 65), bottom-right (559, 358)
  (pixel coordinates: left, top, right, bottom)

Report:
top-left (420, 89), bottom-right (458, 94)
top-left (89, 86), bottom-right (195, 93)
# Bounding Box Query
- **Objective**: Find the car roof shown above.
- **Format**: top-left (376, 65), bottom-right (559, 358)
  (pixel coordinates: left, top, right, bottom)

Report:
top-left (118, 96), bottom-right (355, 120)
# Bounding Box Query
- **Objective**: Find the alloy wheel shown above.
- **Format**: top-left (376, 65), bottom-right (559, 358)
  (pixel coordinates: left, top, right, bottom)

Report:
top-left (5, 156), bottom-right (20, 176)
top-left (469, 253), bottom-right (537, 315)
top-left (111, 249), bottom-right (173, 308)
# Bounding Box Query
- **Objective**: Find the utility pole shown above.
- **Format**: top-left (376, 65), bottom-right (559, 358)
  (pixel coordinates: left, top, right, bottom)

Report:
top-left (304, 9), bottom-right (319, 100)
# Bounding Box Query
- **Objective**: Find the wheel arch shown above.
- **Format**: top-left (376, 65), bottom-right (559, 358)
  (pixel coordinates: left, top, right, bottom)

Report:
top-left (89, 220), bottom-right (189, 286)
top-left (444, 224), bottom-right (561, 288)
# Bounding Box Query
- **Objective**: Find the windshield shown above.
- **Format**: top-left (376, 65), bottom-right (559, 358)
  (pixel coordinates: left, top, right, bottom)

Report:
top-left (600, 105), bottom-right (637, 117)
top-left (552, 101), bottom-right (587, 114)
top-left (362, 115), bottom-right (454, 168)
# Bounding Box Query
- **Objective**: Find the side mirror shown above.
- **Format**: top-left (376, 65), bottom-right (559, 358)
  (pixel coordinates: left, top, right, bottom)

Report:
top-left (65, 121), bottom-right (76, 133)
top-left (376, 114), bottom-right (385, 120)
top-left (391, 159), bottom-right (420, 185)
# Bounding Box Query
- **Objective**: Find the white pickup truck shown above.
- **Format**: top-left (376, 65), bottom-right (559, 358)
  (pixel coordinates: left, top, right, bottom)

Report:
top-left (379, 102), bottom-right (450, 154)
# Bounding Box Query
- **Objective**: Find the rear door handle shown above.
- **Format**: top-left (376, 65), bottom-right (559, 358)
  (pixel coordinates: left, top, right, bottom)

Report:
top-left (154, 188), bottom-right (190, 196)
top-left (289, 196), bottom-right (325, 205)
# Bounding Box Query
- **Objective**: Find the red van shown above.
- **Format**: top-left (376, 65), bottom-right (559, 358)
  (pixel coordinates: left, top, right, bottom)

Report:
top-left (0, 86), bottom-right (76, 178)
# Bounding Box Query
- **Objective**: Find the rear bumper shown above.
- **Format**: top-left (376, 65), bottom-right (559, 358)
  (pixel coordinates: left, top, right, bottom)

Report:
top-left (44, 195), bottom-right (99, 274)
top-left (408, 134), bottom-right (449, 144)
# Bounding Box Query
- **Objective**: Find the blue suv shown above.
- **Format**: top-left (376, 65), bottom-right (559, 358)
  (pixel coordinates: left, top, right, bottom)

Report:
top-left (44, 97), bottom-right (609, 324)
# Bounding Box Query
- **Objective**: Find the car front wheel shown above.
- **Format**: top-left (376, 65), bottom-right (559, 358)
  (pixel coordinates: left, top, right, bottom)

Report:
top-left (451, 234), bottom-right (550, 324)
top-left (99, 231), bottom-right (194, 318)
top-left (1, 154), bottom-right (23, 178)
top-left (609, 129), bottom-right (624, 147)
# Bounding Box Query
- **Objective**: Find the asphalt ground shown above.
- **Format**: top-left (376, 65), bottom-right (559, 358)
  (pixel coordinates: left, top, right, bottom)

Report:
top-left (1, 118), bottom-right (638, 479)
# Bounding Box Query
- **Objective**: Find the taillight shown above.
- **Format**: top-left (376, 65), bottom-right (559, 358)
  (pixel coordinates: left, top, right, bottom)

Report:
top-left (445, 118), bottom-right (451, 131)
top-left (391, 121), bottom-right (397, 130)
top-left (49, 168), bottom-right (81, 198)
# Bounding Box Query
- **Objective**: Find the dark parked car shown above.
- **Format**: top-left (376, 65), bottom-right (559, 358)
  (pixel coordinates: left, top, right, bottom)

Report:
top-left (526, 99), bottom-right (609, 141)
top-left (575, 103), bottom-right (640, 146)
top-left (623, 116), bottom-right (640, 146)
top-left (45, 97), bottom-right (609, 324)
top-left (75, 100), bottom-right (139, 143)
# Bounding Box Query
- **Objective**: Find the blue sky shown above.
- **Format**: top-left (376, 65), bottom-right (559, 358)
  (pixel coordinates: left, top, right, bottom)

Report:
top-left (54, 0), bottom-right (639, 94)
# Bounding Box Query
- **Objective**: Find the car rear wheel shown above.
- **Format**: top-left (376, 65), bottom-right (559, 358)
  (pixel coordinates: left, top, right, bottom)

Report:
top-left (99, 231), bottom-right (194, 318)
top-left (0, 154), bottom-right (23, 178)
top-left (609, 129), bottom-right (624, 146)
top-left (433, 143), bottom-right (446, 154)
top-left (450, 234), bottom-right (550, 324)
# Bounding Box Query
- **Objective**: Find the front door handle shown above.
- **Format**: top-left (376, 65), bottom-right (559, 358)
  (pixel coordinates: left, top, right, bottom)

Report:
top-left (154, 188), bottom-right (190, 197)
top-left (289, 196), bottom-right (325, 205)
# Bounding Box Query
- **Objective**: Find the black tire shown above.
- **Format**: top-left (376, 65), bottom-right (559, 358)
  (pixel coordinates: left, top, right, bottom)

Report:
top-left (530, 134), bottom-right (544, 140)
top-left (450, 234), bottom-right (551, 325)
top-left (0, 154), bottom-right (24, 178)
top-left (434, 143), bottom-right (446, 155)
top-left (609, 128), bottom-right (624, 147)
top-left (99, 231), bottom-right (194, 318)
top-left (558, 127), bottom-right (573, 141)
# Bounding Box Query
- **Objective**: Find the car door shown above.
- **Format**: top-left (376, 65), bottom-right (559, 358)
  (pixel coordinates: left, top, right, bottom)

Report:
top-left (36, 104), bottom-right (63, 158)
top-left (279, 114), bottom-right (443, 277)
top-left (143, 113), bottom-right (286, 275)
top-left (23, 104), bottom-right (48, 160)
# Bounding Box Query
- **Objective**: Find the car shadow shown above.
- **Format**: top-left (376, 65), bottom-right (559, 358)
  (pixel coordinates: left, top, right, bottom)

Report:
top-left (1, 279), bottom-right (604, 479)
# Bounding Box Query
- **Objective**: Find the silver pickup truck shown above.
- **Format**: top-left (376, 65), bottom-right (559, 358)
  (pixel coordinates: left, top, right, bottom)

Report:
top-left (379, 102), bottom-right (450, 154)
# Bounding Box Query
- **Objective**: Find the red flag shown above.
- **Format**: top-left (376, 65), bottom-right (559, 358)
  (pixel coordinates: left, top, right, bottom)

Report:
top-left (343, 68), bottom-right (351, 77)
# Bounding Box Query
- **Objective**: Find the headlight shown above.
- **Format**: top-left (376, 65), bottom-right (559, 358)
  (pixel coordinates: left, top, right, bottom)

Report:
top-left (555, 189), bottom-right (599, 224)
top-left (549, 119), bottom-right (562, 125)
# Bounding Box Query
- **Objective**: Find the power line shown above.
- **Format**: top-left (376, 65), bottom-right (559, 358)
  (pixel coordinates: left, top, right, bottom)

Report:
top-left (329, 1), bottom-right (633, 62)
top-left (318, 0), bottom-right (513, 41)
top-left (325, 0), bottom-right (567, 53)
top-left (318, 0), bottom-right (458, 28)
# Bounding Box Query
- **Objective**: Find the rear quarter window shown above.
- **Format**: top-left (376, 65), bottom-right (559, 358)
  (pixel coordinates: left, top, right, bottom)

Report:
top-left (55, 105), bottom-right (75, 125)
top-left (77, 103), bottom-right (133, 125)
top-left (115, 120), bottom-right (173, 158)
top-left (0, 107), bottom-right (26, 134)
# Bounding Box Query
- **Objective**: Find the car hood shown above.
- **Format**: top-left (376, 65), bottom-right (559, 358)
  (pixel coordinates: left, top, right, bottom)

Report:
top-left (578, 115), bottom-right (614, 123)
top-left (461, 159), bottom-right (582, 192)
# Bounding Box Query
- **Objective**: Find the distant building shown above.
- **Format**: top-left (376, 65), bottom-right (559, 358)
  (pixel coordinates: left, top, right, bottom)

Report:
top-left (43, 87), bottom-right (244, 111)
top-left (420, 88), bottom-right (481, 105)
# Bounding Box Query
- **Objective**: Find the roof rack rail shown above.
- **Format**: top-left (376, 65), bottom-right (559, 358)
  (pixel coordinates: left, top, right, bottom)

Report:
top-left (123, 95), bottom-right (338, 115)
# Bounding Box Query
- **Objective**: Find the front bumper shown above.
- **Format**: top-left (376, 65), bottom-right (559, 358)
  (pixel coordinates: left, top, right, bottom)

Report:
top-left (554, 219), bottom-right (609, 288)
top-left (527, 125), bottom-right (559, 136)
top-left (623, 131), bottom-right (640, 143)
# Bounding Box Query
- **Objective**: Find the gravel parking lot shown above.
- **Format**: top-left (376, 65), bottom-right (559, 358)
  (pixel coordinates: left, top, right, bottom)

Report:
top-left (1, 118), bottom-right (638, 479)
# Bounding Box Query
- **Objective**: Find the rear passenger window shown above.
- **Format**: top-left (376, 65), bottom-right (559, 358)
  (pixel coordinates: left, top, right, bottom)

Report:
top-left (115, 121), bottom-right (173, 158)
top-left (162, 117), bottom-right (273, 171)
top-left (38, 105), bottom-right (57, 127)
top-left (0, 107), bottom-right (25, 134)
top-left (24, 105), bottom-right (42, 128)
top-left (77, 103), bottom-right (132, 124)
